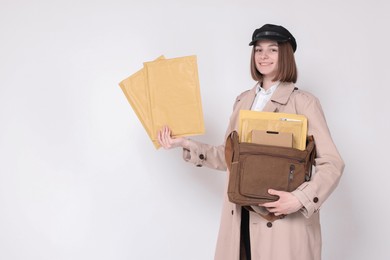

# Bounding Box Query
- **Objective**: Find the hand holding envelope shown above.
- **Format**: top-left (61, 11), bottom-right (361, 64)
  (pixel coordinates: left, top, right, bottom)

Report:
top-left (157, 125), bottom-right (190, 150)
top-left (119, 55), bottom-right (205, 148)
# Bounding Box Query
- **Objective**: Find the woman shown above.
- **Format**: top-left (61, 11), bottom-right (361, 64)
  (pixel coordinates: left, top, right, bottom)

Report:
top-left (157, 24), bottom-right (344, 260)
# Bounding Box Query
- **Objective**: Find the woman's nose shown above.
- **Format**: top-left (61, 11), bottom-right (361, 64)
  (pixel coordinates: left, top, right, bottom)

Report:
top-left (259, 51), bottom-right (268, 59)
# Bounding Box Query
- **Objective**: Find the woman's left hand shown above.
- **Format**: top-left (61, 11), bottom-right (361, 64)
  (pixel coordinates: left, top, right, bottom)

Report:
top-left (261, 189), bottom-right (303, 216)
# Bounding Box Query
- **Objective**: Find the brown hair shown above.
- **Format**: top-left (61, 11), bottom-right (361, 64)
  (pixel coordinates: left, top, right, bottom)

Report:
top-left (250, 42), bottom-right (298, 83)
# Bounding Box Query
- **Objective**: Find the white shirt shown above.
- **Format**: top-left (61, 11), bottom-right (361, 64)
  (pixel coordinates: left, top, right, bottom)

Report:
top-left (250, 82), bottom-right (280, 111)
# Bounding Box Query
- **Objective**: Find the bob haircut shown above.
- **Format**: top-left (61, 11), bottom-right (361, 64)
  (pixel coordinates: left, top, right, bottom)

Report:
top-left (250, 41), bottom-right (298, 83)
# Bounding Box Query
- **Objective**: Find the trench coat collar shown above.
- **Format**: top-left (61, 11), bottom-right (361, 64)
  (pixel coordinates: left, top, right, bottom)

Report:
top-left (240, 85), bottom-right (258, 110)
top-left (262, 82), bottom-right (296, 112)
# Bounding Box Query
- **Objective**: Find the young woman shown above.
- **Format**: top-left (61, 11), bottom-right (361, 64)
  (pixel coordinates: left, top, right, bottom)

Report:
top-left (157, 24), bottom-right (344, 260)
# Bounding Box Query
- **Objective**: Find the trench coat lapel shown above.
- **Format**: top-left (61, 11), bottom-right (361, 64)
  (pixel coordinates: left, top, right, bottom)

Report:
top-left (262, 82), bottom-right (296, 112)
top-left (228, 86), bottom-right (257, 134)
top-left (240, 85), bottom-right (257, 110)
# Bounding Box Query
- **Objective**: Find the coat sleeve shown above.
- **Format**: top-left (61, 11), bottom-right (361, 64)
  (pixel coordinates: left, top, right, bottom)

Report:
top-left (291, 93), bottom-right (345, 218)
top-left (182, 142), bottom-right (227, 171)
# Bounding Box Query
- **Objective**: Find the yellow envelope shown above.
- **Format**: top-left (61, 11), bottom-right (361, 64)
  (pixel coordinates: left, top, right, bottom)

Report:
top-left (119, 56), bottom-right (165, 148)
top-left (238, 110), bottom-right (307, 150)
top-left (143, 55), bottom-right (205, 141)
top-left (119, 55), bottom-right (205, 148)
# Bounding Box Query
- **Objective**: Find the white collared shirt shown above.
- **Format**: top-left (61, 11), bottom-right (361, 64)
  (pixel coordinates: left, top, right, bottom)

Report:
top-left (250, 82), bottom-right (280, 111)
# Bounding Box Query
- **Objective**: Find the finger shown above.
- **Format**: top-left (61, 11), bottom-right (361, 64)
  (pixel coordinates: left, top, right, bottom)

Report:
top-left (162, 127), bottom-right (171, 144)
top-left (164, 125), bottom-right (171, 136)
top-left (157, 130), bottom-right (166, 147)
top-left (167, 131), bottom-right (176, 148)
top-left (261, 201), bottom-right (277, 208)
top-left (163, 136), bottom-right (172, 149)
top-left (160, 127), bottom-right (169, 144)
top-left (266, 207), bottom-right (277, 213)
top-left (160, 127), bottom-right (172, 149)
top-left (165, 127), bottom-right (176, 148)
top-left (268, 189), bottom-right (279, 196)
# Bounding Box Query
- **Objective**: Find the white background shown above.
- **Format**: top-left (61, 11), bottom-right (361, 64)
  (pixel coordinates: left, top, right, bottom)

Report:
top-left (1, 0), bottom-right (389, 259)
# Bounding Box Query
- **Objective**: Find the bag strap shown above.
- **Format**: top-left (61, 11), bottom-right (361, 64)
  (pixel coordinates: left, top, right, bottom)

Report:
top-left (305, 136), bottom-right (316, 181)
top-left (224, 131), bottom-right (241, 172)
top-left (231, 131), bottom-right (240, 163)
top-left (306, 135), bottom-right (315, 153)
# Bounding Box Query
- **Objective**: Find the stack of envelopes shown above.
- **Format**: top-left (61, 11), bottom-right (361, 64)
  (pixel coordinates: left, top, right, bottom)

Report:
top-left (238, 110), bottom-right (308, 150)
top-left (119, 55), bottom-right (205, 148)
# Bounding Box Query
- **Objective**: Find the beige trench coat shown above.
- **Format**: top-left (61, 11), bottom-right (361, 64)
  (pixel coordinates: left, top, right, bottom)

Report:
top-left (183, 82), bottom-right (345, 260)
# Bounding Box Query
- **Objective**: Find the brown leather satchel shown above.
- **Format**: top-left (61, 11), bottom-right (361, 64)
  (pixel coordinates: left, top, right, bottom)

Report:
top-left (225, 131), bottom-right (316, 206)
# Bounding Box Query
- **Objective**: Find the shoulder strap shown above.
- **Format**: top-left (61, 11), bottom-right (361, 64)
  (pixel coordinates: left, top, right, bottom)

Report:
top-left (224, 131), bottom-right (240, 172)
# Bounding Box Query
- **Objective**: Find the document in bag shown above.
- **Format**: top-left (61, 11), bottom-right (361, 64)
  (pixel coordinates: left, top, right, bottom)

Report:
top-left (238, 110), bottom-right (307, 150)
top-left (119, 55), bottom-right (205, 148)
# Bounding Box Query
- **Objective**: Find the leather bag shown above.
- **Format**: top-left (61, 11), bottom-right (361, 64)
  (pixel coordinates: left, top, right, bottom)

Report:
top-left (225, 131), bottom-right (316, 206)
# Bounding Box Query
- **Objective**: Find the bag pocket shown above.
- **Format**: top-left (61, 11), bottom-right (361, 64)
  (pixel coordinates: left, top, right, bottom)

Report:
top-left (239, 154), bottom-right (306, 201)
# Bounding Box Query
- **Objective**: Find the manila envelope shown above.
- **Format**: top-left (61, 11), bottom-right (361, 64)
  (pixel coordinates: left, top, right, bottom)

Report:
top-left (119, 55), bottom-right (205, 148)
top-left (251, 130), bottom-right (293, 148)
top-left (238, 110), bottom-right (307, 150)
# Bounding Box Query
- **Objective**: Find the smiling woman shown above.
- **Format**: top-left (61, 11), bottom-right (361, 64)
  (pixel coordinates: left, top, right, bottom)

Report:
top-left (157, 24), bottom-right (344, 260)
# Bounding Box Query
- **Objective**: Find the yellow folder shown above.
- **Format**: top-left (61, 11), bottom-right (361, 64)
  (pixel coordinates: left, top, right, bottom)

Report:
top-left (119, 55), bottom-right (205, 148)
top-left (238, 110), bottom-right (307, 150)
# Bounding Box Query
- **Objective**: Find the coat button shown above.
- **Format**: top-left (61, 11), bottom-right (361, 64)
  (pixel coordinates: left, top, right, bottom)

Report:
top-left (231, 210), bottom-right (234, 215)
top-left (313, 197), bottom-right (319, 203)
top-left (267, 222), bottom-right (272, 228)
top-left (199, 154), bottom-right (205, 160)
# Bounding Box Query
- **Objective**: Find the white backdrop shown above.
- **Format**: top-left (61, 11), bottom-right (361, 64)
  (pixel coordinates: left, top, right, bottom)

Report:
top-left (1, 0), bottom-right (389, 259)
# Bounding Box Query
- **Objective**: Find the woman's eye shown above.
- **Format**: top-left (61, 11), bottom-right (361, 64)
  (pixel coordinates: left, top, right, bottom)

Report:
top-left (255, 49), bottom-right (262, 53)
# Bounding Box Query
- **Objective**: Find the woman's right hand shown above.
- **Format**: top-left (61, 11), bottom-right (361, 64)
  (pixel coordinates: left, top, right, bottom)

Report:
top-left (157, 126), bottom-right (189, 149)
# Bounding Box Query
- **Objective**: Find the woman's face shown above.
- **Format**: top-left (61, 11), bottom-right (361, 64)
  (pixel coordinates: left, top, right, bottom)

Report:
top-left (254, 40), bottom-right (279, 79)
